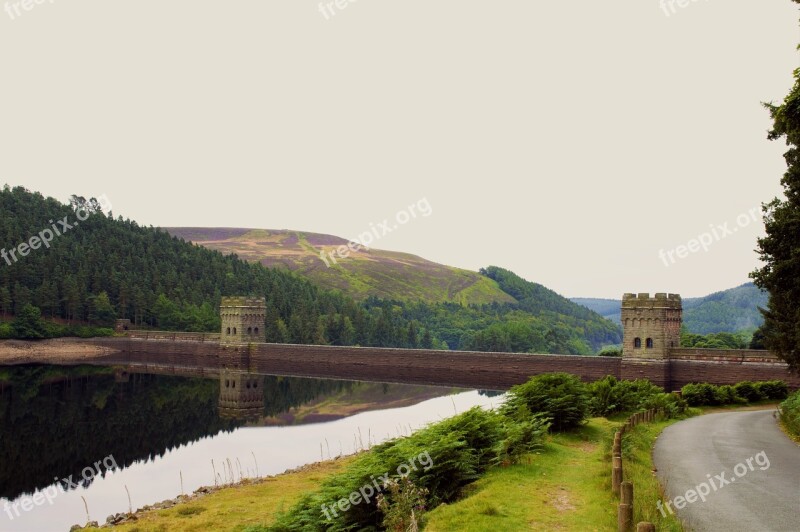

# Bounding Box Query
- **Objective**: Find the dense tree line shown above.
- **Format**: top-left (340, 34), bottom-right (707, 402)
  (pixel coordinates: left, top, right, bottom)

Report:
top-left (0, 186), bottom-right (619, 354)
top-left (751, 4), bottom-right (800, 372)
top-left (679, 328), bottom-right (751, 350)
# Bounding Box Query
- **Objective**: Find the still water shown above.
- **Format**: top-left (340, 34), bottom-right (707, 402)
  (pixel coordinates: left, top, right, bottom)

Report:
top-left (0, 365), bottom-right (503, 531)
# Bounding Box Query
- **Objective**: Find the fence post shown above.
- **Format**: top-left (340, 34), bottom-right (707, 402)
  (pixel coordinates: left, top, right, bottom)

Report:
top-left (636, 523), bottom-right (655, 532)
top-left (618, 481), bottom-right (634, 532)
top-left (612, 455), bottom-right (623, 495)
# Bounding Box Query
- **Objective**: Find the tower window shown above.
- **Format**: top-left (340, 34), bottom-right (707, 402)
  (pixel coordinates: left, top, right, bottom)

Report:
top-left (226, 327), bottom-right (231, 335)
top-left (634, 337), bottom-right (642, 348)
top-left (233, 327), bottom-right (237, 335)
top-left (247, 327), bottom-right (252, 334)
top-left (254, 327), bottom-right (259, 335)
top-left (646, 338), bottom-right (654, 348)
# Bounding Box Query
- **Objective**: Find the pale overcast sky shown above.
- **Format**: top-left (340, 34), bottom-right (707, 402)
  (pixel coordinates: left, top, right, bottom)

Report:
top-left (2, 1), bottom-right (798, 298)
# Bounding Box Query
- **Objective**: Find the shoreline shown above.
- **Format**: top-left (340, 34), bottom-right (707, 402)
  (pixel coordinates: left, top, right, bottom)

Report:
top-left (77, 456), bottom-right (357, 530)
top-left (0, 338), bottom-right (120, 365)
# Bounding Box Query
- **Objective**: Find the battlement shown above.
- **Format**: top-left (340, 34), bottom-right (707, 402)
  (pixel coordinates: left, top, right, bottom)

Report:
top-left (622, 292), bottom-right (681, 308)
top-left (221, 296), bottom-right (267, 308)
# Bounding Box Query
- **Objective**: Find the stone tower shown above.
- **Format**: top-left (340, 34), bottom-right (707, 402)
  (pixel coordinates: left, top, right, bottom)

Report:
top-left (621, 293), bottom-right (682, 359)
top-left (218, 370), bottom-right (264, 420)
top-left (220, 296), bottom-right (267, 345)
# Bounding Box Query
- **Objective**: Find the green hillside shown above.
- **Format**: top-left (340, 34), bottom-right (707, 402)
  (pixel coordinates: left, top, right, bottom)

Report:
top-left (0, 186), bottom-right (619, 354)
top-left (570, 283), bottom-right (767, 334)
top-left (682, 283), bottom-right (767, 334)
top-left (164, 228), bottom-right (515, 306)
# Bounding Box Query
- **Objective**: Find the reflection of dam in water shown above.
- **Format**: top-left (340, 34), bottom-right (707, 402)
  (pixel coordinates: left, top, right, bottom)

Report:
top-left (0, 364), bottom-right (492, 532)
top-left (111, 365), bottom-right (467, 424)
top-left (218, 370), bottom-right (265, 420)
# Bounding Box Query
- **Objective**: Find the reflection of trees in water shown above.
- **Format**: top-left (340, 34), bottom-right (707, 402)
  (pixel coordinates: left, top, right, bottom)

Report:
top-left (260, 376), bottom-right (353, 417)
top-left (0, 365), bottom-right (237, 499)
top-left (0, 366), bottom-right (357, 500)
top-left (478, 389), bottom-right (504, 398)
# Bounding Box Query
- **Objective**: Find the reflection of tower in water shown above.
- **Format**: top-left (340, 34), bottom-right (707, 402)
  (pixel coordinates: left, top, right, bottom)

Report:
top-left (218, 371), bottom-right (265, 420)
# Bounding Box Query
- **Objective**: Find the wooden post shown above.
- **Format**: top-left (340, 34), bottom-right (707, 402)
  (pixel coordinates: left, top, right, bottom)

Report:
top-left (612, 455), bottom-right (623, 494)
top-left (636, 523), bottom-right (655, 532)
top-left (618, 481), bottom-right (634, 531)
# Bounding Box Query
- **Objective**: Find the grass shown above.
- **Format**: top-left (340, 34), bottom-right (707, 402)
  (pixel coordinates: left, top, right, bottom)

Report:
top-left (82, 458), bottom-right (355, 532)
top-left (79, 415), bottom-right (693, 531)
top-left (616, 415), bottom-right (694, 532)
top-left (425, 414), bottom-right (691, 532)
top-left (424, 418), bottom-right (615, 531)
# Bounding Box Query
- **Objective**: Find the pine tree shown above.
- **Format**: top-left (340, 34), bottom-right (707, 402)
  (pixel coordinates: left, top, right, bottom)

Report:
top-left (752, 10), bottom-right (800, 372)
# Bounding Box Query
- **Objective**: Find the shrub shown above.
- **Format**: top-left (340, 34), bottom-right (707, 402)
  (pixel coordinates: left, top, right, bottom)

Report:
top-left (733, 381), bottom-right (764, 403)
top-left (270, 406), bottom-right (514, 531)
top-left (681, 381), bottom-right (786, 406)
top-left (587, 376), bottom-right (664, 417)
top-left (493, 405), bottom-right (549, 465)
top-left (501, 373), bottom-right (588, 431)
top-left (641, 392), bottom-right (687, 418)
top-left (376, 477), bottom-right (429, 532)
top-left (681, 383), bottom-right (718, 406)
top-left (713, 385), bottom-right (744, 405)
top-left (598, 346), bottom-right (622, 357)
top-left (779, 391), bottom-right (800, 439)
top-left (0, 322), bottom-right (12, 339)
top-left (754, 380), bottom-right (789, 401)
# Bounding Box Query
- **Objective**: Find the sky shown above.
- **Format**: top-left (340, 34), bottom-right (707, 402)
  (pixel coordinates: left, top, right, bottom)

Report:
top-left (1, 1), bottom-right (798, 298)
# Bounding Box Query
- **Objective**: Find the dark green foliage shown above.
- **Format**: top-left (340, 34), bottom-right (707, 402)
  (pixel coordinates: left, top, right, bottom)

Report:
top-left (479, 266), bottom-right (622, 352)
top-left (713, 385), bottom-right (744, 405)
top-left (493, 405), bottom-right (549, 465)
top-left (733, 382), bottom-right (764, 403)
top-left (269, 406), bottom-right (538, 531)
top-left (0, 187), bottom-right (438, 347)
top-left (12, 304), bottom-right (47, 339)
top-left (750, 327), bottom-right (767, 349)
top-left (640, 392), bottom-right (687, 418)
top-left (87, 291), bottom-right (116, 326)
top-left (681, 383), bottom-right (721, 406)
top-left (598, 346), bottom-right (622, 357)
top-left (586, 376), bottom-right (664, 417)
top-left (682, 283), bottom-right (768, 334)
top-left (501, 373), bottom-right (588, 431)
top-left (779, 390), bottom-right (800, 438)
top-left (755, 380), bottom-right (789, 400)
top-left (573, 283), bottom-right (768, 335)
top-left (0, 187), bottom-right (617, 352)
top-left (680, 380), bottom-right (787, 406)
top-left (680, 329), bottom-right (750, 349)
top-left (750, 31), bottom-right (800, 372)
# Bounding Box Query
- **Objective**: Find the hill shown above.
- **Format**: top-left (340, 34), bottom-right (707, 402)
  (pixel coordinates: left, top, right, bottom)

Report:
top-left (0, 186), bottom-right (619, 354)
top-left (164, 228), bottom-right (516, 306)
top-left (570, 283), bottom-right (767, 334)
top-left (682, 283), bottom-right (767, 334)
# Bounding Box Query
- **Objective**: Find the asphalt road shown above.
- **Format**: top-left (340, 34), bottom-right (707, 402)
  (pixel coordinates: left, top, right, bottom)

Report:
top-left (653, 409), bottom-right (800, 532)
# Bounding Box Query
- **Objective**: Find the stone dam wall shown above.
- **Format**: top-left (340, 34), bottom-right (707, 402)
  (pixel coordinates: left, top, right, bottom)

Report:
top-left (78, 337), bottom-right (800, 391)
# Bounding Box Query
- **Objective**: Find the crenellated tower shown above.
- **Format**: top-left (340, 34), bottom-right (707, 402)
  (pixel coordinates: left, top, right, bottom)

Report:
top-left (220, 296), bottom-right (267, 345)
top-left (621, 292), bottom-right (682, 359)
